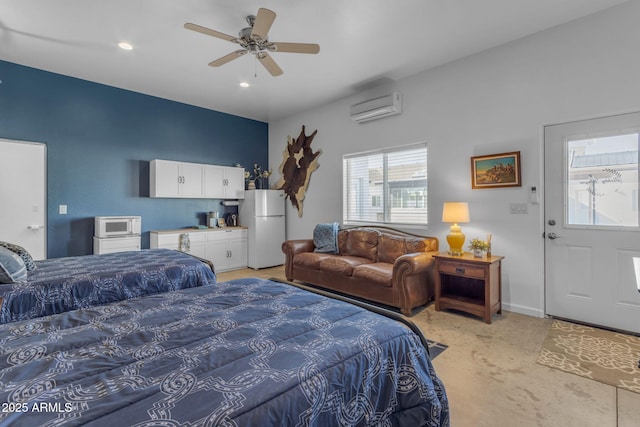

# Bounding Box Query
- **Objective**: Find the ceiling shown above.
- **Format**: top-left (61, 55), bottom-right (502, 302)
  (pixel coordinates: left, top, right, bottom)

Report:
top-left (0, 0), bottom-right (629, 122)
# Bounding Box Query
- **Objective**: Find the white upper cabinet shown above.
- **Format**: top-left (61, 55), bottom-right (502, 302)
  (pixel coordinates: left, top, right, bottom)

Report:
top-left (150, 160), bottom-right (244, 199)
top-left (203, 165), bottom-right (245, 199)
top-left (150, 159), bottom-right (203, 198)
top-left (223, 166), bottom-right (245, 199)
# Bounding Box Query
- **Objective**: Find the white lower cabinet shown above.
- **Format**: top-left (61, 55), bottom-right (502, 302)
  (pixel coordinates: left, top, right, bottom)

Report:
top-left (93, 236), bottom-right (141, 255)
top-left (209, 230), bottom-right (248, 271)
top-left (150, 228), bottom-right (247, 272)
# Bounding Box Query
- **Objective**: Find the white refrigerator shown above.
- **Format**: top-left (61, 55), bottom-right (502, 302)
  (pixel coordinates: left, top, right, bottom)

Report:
top-left (239, 189), bottom-right (286, 269)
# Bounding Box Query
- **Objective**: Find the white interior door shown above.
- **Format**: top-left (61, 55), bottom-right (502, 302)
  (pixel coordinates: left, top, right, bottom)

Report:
top-left (544, 112), bottom-right (640, 333)
top-left (0, 139), bottom-right (47, 260)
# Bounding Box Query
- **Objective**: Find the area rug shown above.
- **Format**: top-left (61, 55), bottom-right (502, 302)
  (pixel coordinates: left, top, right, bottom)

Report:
top-left (427, 340), bottom-right (448, 360)
top-left (537, 319), bottom-right (640, 393)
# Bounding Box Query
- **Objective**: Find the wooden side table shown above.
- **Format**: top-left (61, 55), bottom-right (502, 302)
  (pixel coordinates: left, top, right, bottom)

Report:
top-left (433, 252), bottom-right (504, 324)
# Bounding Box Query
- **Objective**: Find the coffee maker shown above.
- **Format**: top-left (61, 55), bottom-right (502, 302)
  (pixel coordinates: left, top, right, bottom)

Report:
top-left (226, 213), bottom-right (238, 227)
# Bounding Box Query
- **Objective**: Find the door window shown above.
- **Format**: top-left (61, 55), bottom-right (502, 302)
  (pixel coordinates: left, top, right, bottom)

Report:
top-left (566, 132), bottom-right (639, 228)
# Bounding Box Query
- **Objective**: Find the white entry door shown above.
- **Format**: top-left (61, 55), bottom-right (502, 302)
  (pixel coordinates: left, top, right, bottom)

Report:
top-left (0, 139), bottom-right (47, 260)
top-left (544, 112), bottom-right (640, 333)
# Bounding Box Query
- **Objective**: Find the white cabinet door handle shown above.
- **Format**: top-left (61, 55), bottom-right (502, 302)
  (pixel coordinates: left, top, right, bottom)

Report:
top-left (27, 225), bottom-right (43, 230)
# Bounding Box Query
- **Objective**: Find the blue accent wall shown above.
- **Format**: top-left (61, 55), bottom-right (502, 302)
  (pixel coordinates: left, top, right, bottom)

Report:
top-left (0, 60), bottom-right (268, 258)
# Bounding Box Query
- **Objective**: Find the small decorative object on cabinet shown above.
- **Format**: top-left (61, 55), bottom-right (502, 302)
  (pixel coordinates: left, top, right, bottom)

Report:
top-left (434, 252), bottom-right (504, 324)
top-left (468, 238), bottom-right (489, 258)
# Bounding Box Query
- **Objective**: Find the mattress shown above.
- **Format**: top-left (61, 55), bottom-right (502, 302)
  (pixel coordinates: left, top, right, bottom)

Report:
top-left (0, 248), bottom-right (216, 324)
top-left (0, 277), bottom-right (448, 426)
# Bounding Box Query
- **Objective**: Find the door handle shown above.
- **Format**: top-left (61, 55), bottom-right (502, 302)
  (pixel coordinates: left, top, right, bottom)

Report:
top-left (547, 232), bottom-right (563, 240)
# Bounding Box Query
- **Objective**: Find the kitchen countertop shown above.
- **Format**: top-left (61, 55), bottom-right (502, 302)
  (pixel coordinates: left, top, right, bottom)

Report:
top-left (150, 226), bottom-right (247, 234)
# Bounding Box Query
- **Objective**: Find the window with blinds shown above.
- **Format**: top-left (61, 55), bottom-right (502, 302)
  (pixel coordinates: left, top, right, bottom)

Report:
top-left (343, 143), bottom-right (428, 226)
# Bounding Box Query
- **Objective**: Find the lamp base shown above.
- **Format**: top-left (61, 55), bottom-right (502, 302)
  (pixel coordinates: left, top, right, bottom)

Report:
top-left (446, 224), bottom-right (466, 256)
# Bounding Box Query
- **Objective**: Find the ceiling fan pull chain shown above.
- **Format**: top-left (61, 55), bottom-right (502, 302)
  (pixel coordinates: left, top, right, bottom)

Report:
top-left (254, 55), bottom-right (258, 78)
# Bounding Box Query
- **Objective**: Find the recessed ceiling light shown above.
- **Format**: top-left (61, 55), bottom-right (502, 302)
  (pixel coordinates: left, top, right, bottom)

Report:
top-left (118, 42), bottom-right (133, 51)
top-left (239, 82), bottom-right (250, 88)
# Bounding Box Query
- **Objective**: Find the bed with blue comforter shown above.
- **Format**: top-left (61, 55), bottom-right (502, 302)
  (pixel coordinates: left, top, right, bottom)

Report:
top-left (0, 253), bottom-right (448, 426)
top-left (0, 248), bottom-right (216, 324)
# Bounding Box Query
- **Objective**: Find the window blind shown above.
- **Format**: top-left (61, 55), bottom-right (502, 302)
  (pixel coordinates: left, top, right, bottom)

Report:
top-left (343, 143), bottom-right (428, 226)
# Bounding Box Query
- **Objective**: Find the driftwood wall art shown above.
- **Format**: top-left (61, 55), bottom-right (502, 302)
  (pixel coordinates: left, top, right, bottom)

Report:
top-left (275, 125), bottom-right (321, 217)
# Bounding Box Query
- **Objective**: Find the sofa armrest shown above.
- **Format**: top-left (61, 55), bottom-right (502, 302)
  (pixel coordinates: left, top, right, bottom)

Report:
top-left (282, 239), bottom-right (315, 280)
top-left (393, 251), bottom-right (438, 314)
top-left (282, 239), bottom-right (315, 256)
top-left (393, 251), bottom-right (434, 275)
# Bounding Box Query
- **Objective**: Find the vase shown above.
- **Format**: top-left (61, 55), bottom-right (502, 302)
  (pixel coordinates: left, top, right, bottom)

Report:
top-left (247, 180), bottom-right (256, 190)
top-left (473, 249), bottom-right (484, 258)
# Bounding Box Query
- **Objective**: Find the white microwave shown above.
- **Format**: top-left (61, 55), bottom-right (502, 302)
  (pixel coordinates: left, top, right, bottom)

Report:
top-left (95, 216), bottom-right (141, 238)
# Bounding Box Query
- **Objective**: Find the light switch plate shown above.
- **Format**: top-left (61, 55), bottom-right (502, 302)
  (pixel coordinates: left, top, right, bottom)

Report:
top-left (510, 202), bottom-right (528, 214)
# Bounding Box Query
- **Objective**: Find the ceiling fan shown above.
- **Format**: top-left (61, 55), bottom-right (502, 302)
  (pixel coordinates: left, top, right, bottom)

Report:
top-left (185, 8), bottom-right (320, 77)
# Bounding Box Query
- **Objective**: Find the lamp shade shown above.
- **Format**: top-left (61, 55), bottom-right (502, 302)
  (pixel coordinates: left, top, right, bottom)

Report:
top-left (442, 202), bottom-right (470, 223)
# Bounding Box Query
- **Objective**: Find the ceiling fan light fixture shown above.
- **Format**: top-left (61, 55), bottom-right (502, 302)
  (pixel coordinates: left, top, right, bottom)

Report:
top-left (118, 42), bottom-right (133, 51)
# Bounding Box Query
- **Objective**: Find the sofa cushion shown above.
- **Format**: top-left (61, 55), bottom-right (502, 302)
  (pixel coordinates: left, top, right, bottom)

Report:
top-left (293, 252), bottom-right (334, 269)
top-left (353, 263), bottom-right (393, 287)
top-left (337, 230), bottom-right (349, 254)
top-left (378, 234), bottom-right (407, 264)
top-left (406, 237), bottom-right (433, 253)
top-left (346, 229), bottom-right (379, 261)
top-left (318, 255), bottom-right (372, 276)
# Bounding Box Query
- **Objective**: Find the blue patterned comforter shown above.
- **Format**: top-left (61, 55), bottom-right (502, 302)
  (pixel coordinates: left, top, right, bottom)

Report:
top-left (0, 278), bottom-right (449, 426)
top-left (0, 249), bottom-right (216, 324)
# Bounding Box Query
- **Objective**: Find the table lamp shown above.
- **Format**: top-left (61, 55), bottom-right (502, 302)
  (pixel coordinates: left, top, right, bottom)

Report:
top-left (442, 202), bottom-right (470, 256)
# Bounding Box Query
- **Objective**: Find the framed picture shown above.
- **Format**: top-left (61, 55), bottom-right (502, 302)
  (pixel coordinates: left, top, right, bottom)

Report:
top-left (217, 218), bottom-right (226, 228)
top-left (471, 151), bottom-right (521, 189)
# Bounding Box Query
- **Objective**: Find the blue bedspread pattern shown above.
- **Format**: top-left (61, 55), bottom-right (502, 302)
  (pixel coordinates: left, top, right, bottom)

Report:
top-left (0, 278), bottom-right (449, 426)
top-left (0, 249), bottom-right (216, 324)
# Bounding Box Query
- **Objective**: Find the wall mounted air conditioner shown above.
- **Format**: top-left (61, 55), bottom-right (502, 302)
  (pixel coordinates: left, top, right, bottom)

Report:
top-left (350, 92), bottom-right (402, 123)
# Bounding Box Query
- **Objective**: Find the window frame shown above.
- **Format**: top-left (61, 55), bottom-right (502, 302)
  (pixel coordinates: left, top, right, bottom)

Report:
top-left (342, 142), bottom-right (428, 228)
top-left (564, 130), bottom-right (640, 230)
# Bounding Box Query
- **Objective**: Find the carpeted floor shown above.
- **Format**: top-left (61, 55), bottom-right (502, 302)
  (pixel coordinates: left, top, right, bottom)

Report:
top-left (537, 319), bottom-right (640, 394)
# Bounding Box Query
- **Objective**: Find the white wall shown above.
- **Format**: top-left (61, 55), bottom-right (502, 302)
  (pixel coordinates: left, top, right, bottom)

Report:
top-left (268, 1), bottom-right (640, 317)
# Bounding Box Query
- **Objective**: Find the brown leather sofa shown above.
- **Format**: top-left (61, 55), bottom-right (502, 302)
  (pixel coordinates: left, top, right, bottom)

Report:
top-left (281, 226), bottom-right (439, 316)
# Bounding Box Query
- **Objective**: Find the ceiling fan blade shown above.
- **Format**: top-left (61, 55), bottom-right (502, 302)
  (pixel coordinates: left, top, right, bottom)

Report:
top-left (257, 52), bottom-right (283, 76)
top-left (251, 8), bottom-right (276, 41)
top-left (270, 42), bottom-right (320, 54)
top-left (208, 50), bottom-right (248, 67)
top-left (184, 23), bottom-right (236, 43)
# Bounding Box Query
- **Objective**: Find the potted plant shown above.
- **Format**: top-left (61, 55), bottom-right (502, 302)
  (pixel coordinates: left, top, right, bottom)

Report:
top-left (468, 238), bottom-right (489, 257)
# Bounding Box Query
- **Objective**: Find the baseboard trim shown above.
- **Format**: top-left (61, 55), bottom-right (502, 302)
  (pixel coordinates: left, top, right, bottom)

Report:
top-left (502, 302), bottom-right (544, 318)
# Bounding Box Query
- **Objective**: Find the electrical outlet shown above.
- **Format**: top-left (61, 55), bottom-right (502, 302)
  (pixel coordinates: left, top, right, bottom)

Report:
top-left (59, 205), bottom-right (67, 215)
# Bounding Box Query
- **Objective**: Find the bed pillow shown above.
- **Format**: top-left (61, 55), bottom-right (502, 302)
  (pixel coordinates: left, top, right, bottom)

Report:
top-left (0, 241), bottom-right (37, 271)
top-left (0, 246), bottom-right (28, 283)
top-left (313, 222), bottom-right (340, 253)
